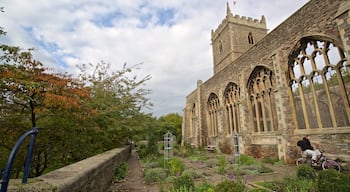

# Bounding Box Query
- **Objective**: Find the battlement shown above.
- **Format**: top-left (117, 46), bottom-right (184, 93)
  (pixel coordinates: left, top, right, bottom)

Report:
top-left (212, 14), bottom-right (266, 39)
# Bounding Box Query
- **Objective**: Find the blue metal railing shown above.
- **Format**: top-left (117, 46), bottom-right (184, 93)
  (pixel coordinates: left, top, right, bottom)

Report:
top-left (0, 127), bottom-right (38, 192)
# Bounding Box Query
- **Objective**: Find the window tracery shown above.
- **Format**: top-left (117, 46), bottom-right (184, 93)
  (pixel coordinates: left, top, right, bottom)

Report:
top-left (224, 83), bottom-right (240, 135)
top-left (190, 103), bottom-right (196, 138)
top-left (207, 93), bottom-right (220, 137)
top-left (248, 67), bottom-right (276, 132)
top-left (288, 38), bottom-right (350, 129)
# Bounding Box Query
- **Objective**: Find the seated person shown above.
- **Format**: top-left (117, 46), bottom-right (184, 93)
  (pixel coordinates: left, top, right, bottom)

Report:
top-left (297, 135), bottom-right (321, 166)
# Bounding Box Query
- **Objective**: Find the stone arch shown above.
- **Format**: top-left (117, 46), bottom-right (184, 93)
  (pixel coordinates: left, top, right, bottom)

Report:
top-left (223, 82), bottom-right (241, 135)
top-left (287, 36), bottom-right (350, 130)
top-left (207, 93), bottom-right (220, 137)
top-left (190, 103), bottom-right (196, 138)
top-left (247, 66), bottom-right (277, 133)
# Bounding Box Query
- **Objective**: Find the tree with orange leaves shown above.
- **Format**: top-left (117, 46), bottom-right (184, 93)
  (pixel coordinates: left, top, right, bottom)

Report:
top-left (0, 45), bottom-right (91, 128)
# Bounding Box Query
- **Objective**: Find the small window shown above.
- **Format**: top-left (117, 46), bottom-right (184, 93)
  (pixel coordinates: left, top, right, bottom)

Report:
top-left (248, 32), bottom-right (254, 44)
top-left (219, 41), bottom-right (223, 54)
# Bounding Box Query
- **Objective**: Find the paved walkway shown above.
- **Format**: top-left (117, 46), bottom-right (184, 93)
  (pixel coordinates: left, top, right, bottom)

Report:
top-left (107, 150), bottom-right (148, 192)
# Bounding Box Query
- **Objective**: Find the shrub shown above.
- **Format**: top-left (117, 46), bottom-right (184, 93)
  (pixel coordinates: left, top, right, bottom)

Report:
top-left (205, 158), bottom-right (217, 168)
top-left (224, 164), bottom-right (245, 176)
top-left (194, 182), bottom-right (215, 192)
top-left (144, 168), bottom-right (166, 184)
top-left (172, 175), bottom-right (195, 191)
top-left (238, 155), bottom-right (255, 165)
top-left (317, 169), bottom-right (350, 192)
top-left (214, 180), bottom-right (248, 192)
top-left (216, 156), bottom-right (227, 175)
top-left (284, 177), bottom-right (316, 192)
top-left (114, 162), bottom-right (127, 181)
top-left (182, 169), bottom-right (203, 179)
top-left (296, 164), bottom-right (316, 180)
top-left (261, 156), bottom-right (280, 165)
top-left (169, 158), bottom-right (185, 176)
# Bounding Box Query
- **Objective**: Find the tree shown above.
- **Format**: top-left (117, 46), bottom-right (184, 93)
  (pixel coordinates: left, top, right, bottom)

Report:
top-left (158, 113), bottom-right (183, 144)
top-left (0, 28), bottom-right (92, 177)
top-left (78, 61), bottom-right (152, 149)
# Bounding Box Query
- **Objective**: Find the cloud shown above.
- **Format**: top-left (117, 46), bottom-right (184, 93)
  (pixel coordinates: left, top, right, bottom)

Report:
top-left (0, 0), bottom-right (308, 116)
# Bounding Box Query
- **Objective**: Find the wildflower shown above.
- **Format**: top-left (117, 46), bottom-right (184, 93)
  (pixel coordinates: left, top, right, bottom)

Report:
top-left (228, 173), bottom-right (235, 180)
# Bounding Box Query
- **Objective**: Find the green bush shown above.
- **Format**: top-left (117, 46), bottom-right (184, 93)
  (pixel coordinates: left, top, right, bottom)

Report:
top-left (172, 175), bottom-right (195, 191)
top-left (168, 158), bottom-right (185, 176)
top-left (296, 164), bottom-right (316, 180)
top-left (214, 180), bottom-right (248, 192)
top-left (238, 155), bottom-right (255, 165)
top-left (284, 177), bottom-right (316, 192)
top-left (182, 169), bottom-right (203, 179)
top-left (205, 158), bottom-right (217, 168)
top-left (194, 182), bottom-right (215, 192)
top-left (114, 162), bottom-right (127, 181)
top-left (317, 169), bottom-right (350, 192)
top-left (261, 156), bottom-right (280, 165)
top-left (144, 167), bottom-right (166, 184)
top-left (216, 156), bottom-right (227, 175)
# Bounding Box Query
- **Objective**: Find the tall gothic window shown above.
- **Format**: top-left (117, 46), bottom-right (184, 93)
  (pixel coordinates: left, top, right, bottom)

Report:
top-left (207, 93), bottom-right (220, 137)
top-left (191, 103), bottom-right (196, 138)
top-left (248, 66), bottom-right (276, 132)
top-left (224, 83), bottom-right (240, 135)
top-left (289, 38), bottom-right (350, 129)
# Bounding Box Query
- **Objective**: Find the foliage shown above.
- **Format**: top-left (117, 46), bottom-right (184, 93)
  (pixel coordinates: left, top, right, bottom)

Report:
top-left (261, 156), bottom-right (280, 165)
top-left (214, 180), bottom-right (248, 192)
top-left (182, 169), bottom-right (203, 179)
top-left (144, 168), bottom-right (166, 184)
top-left (157, 113), bottom-right (182, 144)
top-left (238, 155), bottom-right (255, 165)
top-left (284, 177), bottom-right (316, 192)
top-left (216, 155), bottom-right (227, 175)
top-left (115, 162), bottom-right (128, 181)
top-left (168, 158), bottom-right (185, 176)
top-left (194, 182), bottom-right (214, 192)
top-left (172, 175), bottom-right (195, 192)
top-left (205, 158), bottom-right (217, 168)
top-left (296, 164), bottom-right (316, 180)
top-left (317, 169), bottom-right (350, 192)
top-left (0, 23), bottom-right (153, 178)
top-left (258, 177), bottom-right (317, 192)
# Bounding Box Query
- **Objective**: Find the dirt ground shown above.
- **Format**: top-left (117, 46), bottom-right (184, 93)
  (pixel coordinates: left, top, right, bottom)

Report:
top-left (107, 150), bottom-right (298, 192)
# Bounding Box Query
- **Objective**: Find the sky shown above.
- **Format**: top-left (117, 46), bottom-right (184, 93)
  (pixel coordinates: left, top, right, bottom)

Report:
top-left (0, 0), bottom-right (309, 117)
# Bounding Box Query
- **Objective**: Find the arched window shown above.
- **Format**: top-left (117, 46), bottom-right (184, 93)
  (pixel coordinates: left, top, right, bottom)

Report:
top-left (224, 83), bottom-right (240, 135)
top-left (288, 38), bottom-right (350, 129)
top-left (248, 67), bottom-right (276, 132)
top-left (190, 103), bottom-right (196, 138)
top-left (248, 32), bottom-right (254, 44)
top-left (207, 93), bottom-right (220, 137)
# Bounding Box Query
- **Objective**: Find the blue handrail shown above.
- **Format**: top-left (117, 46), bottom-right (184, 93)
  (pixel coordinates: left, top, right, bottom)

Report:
top-left (0, 127), bottom-right (38, 192)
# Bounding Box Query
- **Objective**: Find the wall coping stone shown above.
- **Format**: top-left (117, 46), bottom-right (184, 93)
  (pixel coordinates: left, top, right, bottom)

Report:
top-left (7, 146), bottom-right (131, 192)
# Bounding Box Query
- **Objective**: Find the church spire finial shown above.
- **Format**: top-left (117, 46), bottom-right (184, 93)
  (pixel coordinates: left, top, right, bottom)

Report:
top-left (226, 1), bottom-right (233, 18)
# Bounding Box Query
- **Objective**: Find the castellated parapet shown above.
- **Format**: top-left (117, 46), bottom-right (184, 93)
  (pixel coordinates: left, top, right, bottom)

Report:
top-left (211, 14), bottom-right (266, 40)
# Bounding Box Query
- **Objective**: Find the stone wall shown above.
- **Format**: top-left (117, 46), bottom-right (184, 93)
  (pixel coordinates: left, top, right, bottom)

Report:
top-left (7, 146), bottom-right (131, 192)
top-left (183, 0), bottom-right (350, 163)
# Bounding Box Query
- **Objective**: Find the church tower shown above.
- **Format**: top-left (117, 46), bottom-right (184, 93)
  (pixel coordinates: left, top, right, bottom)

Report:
top-left (211, 2), bottom-right (267, 74)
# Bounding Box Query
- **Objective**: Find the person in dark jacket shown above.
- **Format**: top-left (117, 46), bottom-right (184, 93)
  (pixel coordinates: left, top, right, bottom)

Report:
top-left (297, 135), bottom-right (321, 165)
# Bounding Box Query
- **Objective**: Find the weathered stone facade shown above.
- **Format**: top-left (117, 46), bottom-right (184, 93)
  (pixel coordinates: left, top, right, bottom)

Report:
top-left (182, 0), bottom-right (350, 163)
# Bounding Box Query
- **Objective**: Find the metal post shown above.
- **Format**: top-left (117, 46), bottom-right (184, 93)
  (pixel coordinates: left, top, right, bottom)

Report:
top-left (233, 133), bottom-right (240, 164)
top-left (164, 131), bottom-right (173, 169)
top-left (1, 127), bottom-right (38, 192)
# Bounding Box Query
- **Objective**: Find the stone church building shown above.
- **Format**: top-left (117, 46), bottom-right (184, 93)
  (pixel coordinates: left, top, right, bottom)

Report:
top-left (182, 0), bottom-right (350, 163)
